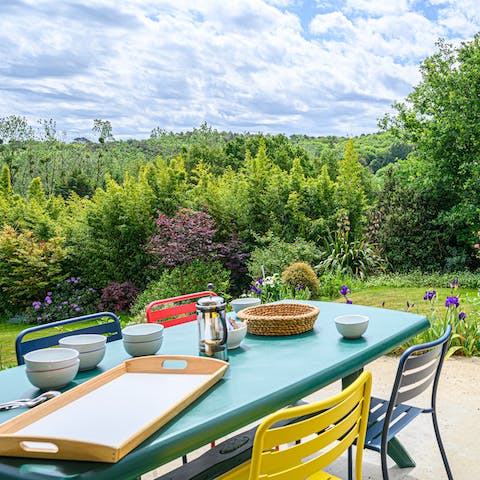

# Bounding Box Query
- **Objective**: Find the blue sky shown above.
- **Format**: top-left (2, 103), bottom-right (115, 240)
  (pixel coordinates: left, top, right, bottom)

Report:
top-left (0, 0), bottom-right (479, 140)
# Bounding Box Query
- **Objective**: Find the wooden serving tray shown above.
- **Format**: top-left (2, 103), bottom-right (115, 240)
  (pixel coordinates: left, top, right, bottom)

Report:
top-left (0, 355), bottom-right (228, 463)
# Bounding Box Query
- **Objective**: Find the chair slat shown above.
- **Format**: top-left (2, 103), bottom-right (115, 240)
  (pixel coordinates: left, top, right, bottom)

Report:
top-left (400, 358), bottom-right (439, 388)
top-left (403, 343), bottom-right (441, 370)
top-left (385, 406), bottom-right (423, 441)
top-left (396, 371), bottom-right (437, 404)
top-left (146, 292), bottom-right (215, 325)
top-left (262, 386), bottom-right (363, 450)
top-left (264, 425), bottom-right (359, 480)
top-left (262, 403), bottom-right (362, 470)
top-left (148, 301), bottom-right (198, 321)
top-left (365, 402), bottom-right (410, 446)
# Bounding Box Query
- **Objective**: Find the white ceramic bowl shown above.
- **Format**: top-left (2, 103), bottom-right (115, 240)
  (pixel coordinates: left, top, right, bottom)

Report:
top-left (230, 297), bottom-right (261, 314)
top-left (122, 323), bottom-right (164, 343)
top-left (123, 337), bottom-right (163, 357)
top-left (24, 348), bottom-right (80, 389)
top-left (334, 315), bottom-right (369, 339)
top-left (59, 334), bottom-right (107, 371)
top-left (227, 321), bottom-right (248, 349)
top-left (24, 347), bottom-right (79, 372)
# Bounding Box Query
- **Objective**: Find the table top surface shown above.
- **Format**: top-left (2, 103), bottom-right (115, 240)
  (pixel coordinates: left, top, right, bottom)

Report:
top-left (0, 301), bottom-right (429, 480)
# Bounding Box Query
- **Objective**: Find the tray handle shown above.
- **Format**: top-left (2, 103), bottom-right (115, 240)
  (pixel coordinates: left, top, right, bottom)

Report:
top-left (0, 435), bottom-right (119, 462)
top-left (125, 354), bottom-right (228, 375)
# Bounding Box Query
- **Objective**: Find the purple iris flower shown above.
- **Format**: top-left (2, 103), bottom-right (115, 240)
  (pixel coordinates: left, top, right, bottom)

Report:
top-left (445, 296), bottom-right (459, 308)
top-left (449, 278), bottom-right (459, 289)
top-left (45, 296), bottom-right (52, 305)
top-left (423, 290), bottom-right (436, 301)
top-left (297, 285), bottom-right (304, 291)
top-left (340, 285), bottom-right (350, 296)
top-left (346, 299), bottom-right (353, 304)
top-left (458, 311), bottom-right (467, 321)
top-left (257, 278), bottom-right (263, 285)
top-left (32, 301), bottom-right (42, 310)
top-left (251, 285), bottom-right (262, 295)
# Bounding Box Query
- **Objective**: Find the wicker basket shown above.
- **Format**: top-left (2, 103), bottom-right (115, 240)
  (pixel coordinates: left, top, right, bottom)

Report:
top-left (237, 303), bottom-right (320, 336)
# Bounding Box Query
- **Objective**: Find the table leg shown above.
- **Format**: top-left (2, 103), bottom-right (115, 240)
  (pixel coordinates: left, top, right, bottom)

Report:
top-left (342, 369), bottom-right (416, 469)
top-left (342, 369), bottom-right (363, 389)
top-left (387, 437), bottom-right (416, 468)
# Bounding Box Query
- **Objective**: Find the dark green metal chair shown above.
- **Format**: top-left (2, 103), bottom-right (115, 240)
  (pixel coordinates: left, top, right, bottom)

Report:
top-left (364, 324), bottom-right (453, 479)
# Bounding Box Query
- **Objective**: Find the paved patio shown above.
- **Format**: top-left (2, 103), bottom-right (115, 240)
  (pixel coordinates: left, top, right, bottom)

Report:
top-left (144, 355), bottom-right (479, 479)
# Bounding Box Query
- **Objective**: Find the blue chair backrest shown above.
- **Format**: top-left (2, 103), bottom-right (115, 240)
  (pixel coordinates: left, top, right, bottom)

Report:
top-left (15, 312), bottom-right (123, 365)
top-left (391, 324), bottom-right (452, 407)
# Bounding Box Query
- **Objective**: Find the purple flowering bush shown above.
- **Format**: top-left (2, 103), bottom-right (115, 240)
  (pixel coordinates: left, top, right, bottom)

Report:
top-left (26, 277), bottom-right (100, 324)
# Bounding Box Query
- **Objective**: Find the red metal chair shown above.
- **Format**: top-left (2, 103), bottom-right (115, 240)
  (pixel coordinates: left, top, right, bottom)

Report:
top-left (146, 291), bottom-right (216, 327)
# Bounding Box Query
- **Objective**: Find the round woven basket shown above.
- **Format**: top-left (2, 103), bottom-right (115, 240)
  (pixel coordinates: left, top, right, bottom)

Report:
top-left (237, 303), bottom-right (320, 336)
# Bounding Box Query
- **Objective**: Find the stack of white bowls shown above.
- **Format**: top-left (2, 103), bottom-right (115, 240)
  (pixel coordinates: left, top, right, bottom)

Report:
top-left (122, 323), bottom-right (164, 357)
top-left (24, 348), bottom-right (80, 390)
top-left (59, 334), bottom-right (107, 371)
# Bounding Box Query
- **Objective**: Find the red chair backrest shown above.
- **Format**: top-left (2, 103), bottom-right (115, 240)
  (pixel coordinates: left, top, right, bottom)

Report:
top-left (145, 291), bottom-right (216, 328)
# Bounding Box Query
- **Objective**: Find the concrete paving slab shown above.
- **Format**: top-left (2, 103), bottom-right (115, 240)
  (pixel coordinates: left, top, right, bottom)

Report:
top-left (143, 355), bottom-right (479, 479)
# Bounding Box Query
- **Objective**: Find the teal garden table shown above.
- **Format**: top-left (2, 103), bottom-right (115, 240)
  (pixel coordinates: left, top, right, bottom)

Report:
top-left (0, 301), bottom-right (429, 480)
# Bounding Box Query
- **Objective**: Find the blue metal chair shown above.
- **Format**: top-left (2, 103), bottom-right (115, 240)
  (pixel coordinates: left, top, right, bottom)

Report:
top-left (364, 324), bottom-right (453, 479)
top-left (15, 312), bottom-right (123, 365)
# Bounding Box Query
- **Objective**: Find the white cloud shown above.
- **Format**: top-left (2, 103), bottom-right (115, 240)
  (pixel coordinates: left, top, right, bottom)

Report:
top-left (344, 0), bottom-right (410, 15)
top-left (310, 12), bottom-right (354, 35)
top-left (0, 0), bottom-right (478, 139)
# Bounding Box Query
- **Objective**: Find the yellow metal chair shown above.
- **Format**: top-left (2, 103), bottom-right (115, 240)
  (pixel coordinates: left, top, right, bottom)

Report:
top-left (216, 371), bottom-right (372, 480)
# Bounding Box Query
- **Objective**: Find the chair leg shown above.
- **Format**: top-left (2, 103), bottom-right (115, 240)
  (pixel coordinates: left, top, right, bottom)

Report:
top-left (381, 440), bottom-right (390, 480)
top-left (347, 446), bottom-right (353, 480)
top-left (431, 411), bottom-right (454, 480)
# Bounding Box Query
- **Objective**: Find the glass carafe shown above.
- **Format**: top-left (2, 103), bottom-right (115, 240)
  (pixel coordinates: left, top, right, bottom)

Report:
top-left (196, 294), bottom-right (228, 361)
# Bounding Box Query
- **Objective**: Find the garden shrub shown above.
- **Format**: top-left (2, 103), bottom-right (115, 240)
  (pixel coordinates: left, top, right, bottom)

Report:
top-left (131, 260), bottom-right (230, 317)
top-left (146, 208), bottom-right (222, 267)
top-left (65, 173), bottom-right (157, 288)
top-left (282, 262), bottom-right (319, 296)
top-left (26, 277), bottom-right (100, 324)
top-left (247, 234), bottom-right (322, 279)
top-left (0, 225), bottom-right (67, 314)
top-left (98, 281), bottom-right (140, 313)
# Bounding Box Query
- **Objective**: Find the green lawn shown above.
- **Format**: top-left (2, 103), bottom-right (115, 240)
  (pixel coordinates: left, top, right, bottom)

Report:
top-left (335, 286), bottom-right (477, 317)
top-left (1, 286), bottom-right (477, 370)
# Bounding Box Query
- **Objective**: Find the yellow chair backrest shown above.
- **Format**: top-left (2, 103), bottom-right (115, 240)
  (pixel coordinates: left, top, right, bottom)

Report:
top-left (244, 371), bottom-right (372, 480)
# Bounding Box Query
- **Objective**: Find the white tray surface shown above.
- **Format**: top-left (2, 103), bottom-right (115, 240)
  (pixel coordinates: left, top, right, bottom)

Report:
top-left (17, 372), bottom-right (210, 448)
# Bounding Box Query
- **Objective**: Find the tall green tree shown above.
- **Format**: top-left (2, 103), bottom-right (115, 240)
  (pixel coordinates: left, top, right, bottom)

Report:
top-left (380, 35), bottom-right (480, 263)
top-left (335, 140), bottom-right (367, 238)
